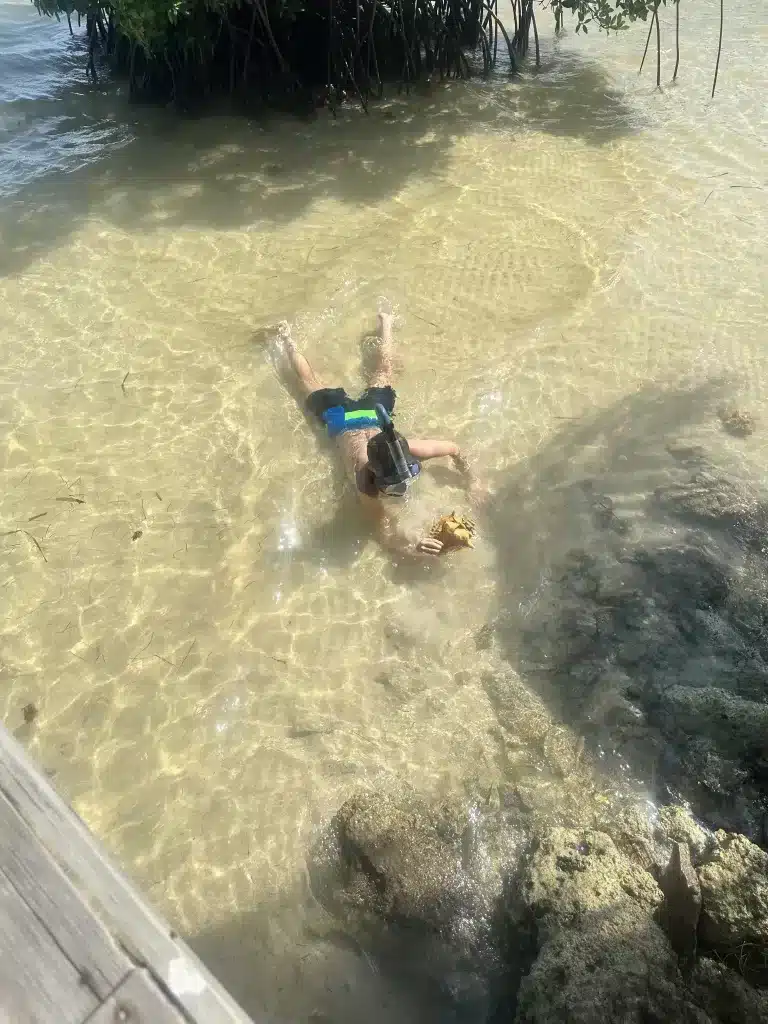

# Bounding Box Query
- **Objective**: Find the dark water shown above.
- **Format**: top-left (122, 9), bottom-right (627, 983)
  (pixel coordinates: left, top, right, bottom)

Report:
top-left (0, 1), bottom-right (136, 193)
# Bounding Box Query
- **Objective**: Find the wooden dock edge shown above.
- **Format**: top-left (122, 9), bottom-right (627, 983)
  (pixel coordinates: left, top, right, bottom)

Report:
top-left (0, 723), bottom-right (260, 1024)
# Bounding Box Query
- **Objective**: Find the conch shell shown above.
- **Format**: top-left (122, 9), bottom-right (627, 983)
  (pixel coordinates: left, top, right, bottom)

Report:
top-left (430, 511), bottom-right (476, 551)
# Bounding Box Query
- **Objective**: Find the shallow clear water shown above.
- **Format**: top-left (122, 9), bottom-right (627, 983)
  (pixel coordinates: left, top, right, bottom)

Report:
top-left (0, 0), bottom-right (767, 1019)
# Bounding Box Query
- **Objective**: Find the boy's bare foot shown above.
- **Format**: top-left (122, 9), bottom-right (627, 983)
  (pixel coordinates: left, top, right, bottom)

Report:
top-left (376, 311), bottom-right (394, 342)
top-left (275, 320), bottom-right (298, 357)
top-left (253, 320), bottom-right (294, 351)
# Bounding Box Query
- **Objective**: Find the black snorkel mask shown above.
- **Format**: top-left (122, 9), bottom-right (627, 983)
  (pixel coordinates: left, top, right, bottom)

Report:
top-left (372, 404), bottom-right (421, 497)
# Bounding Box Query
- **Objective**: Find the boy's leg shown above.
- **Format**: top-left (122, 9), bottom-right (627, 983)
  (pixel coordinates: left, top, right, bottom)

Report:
top-left (365, 312), bottom-right (395, 388)
top-left (277, 321), bottom-right (326, 398)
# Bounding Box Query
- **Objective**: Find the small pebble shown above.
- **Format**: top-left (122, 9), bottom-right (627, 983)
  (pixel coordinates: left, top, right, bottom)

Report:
top-left (132, 530), bottom-right (143, 541)
top-left (22, 702), bottom-right (38, 725)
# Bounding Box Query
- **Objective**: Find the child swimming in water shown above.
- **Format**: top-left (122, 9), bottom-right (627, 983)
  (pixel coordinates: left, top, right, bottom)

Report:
top-left (275, 311), bottom-right (483, 559)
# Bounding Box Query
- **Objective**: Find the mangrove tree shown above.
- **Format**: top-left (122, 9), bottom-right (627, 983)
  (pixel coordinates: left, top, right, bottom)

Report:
top-left (31, 0), bottom-right (724, 112)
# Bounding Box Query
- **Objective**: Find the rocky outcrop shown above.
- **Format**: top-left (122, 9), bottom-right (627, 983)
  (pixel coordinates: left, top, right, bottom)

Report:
top-left (688, 958), bottom-right (768, 1024)
top-left (698, 831), bottom-right (768, 949)
top-left (514, 824), bottom-right (768, 1024)
top-left (319, 791), bottom-right (768, 1024)
top-left (515, 905), bottom-right (706, 1024)
top-left (654, 472), bottom-right (768, 547)
top-left (656, 805), bottom-right (711, 859)
top-left (658, 687), bottom-right (768, 762)
top-left (520, 827), bottom-right (662, 939)
top-left (515, 826), bottom-right (701, 1023)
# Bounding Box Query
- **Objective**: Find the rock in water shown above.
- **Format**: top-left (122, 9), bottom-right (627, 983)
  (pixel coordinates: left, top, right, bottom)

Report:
top-left (687, 957), bottom-right (768, 1024)
top-left (655, 805), bottom-right (711, 860)
top-left (512, 462), bottom-right (768, 839)
top-left (718, 406), bottom-right (756, 438)
top-left (520, 828), bottom-right (662, 940)
top-left (21, 702), bottom-right (38, 725)
top-left (657, 687), bottom-right (768, 762)
top-left (333, 791), bottom-right (484, 930)
top-left (325, 791), bottom-right (513, 1022)
top-left (514, 905), bottom-right (701, 1024)
top-left (698, 831), bottom-right (768, 949)
top-left (654, 472), bottom-right (766, 542)
top-left (658, 841), bottom-right (702, 963)
top-left (510, 826), bottom-right (768, 1023)
top-left (514, 828), bottom-right (693, 1023)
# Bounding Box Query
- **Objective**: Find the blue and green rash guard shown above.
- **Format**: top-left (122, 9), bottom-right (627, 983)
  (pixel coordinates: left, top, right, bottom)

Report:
top-left (322, 406), bottom-right (381, 438)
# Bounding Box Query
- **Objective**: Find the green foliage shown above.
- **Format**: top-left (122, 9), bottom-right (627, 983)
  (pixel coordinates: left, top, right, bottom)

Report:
top-left (31, 0), bottom-right (669, 57)
top-left (553, 0), bottom-right (669, 35)
top-left (30, 0), bottom-right (715, 106)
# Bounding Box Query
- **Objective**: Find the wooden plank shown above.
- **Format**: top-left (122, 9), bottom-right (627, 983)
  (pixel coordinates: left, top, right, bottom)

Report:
top-left (0, 788), bottom-right (130, 1000)
top-left (0, 726), bottom-right (256, 1024)
top-left (82, 970), bottom-right (187, 1024)
top-left (0, 869), bottom-right (98, 1024)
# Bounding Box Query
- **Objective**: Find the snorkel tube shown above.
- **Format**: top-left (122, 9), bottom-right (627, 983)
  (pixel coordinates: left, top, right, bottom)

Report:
top-left (374, 404), bottom-right (412, 484)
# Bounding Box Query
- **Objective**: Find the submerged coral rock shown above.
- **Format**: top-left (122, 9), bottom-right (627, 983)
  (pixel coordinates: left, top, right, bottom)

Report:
top-left (333, 791), bottom-right (483, 930)
top-left (513, 459), bottom-right (768, 838)
top-left (327, 791), bottom-right (513, 1023)
top-left (718, 406), bottom-right (756, 438)
top-left (698, 831), bottom-right (768, 949)
top-left (521, 828), bottom-right (662, 939)
top-left (514, 906), bottom-right (702, 1024)
top-left (655, 472), bottom-right (764, 539)
top-left (658, 687), bottom-right (768, 762)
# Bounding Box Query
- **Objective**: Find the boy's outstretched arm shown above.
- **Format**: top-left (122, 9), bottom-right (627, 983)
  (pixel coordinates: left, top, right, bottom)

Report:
top-left (362, 497), bottom-right (444, 559)
top-left (408, 438), bottom-right (461, 462)
top-left (408, 439), bottom-right (490, 505)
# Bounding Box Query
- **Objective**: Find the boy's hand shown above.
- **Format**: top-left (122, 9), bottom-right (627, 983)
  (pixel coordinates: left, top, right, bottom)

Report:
top-left (416, 537), bottom-right (444, 556)
top-left (452, 450), bottom-right (492, 506)
top-left (451, 450), bottom-right (470, 474)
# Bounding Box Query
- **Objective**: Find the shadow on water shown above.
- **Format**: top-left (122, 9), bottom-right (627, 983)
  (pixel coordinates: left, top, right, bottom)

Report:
top-left (514, 51), bottom-right (643, 143)
top-left (486, 380), bottom-right (768, 845)
top-left (189, 853), bottom-right (768, 1024)
top-left (0, 38), bottom-right (641, 277)
top-left (188, 901), bottom-right (472, 1024)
